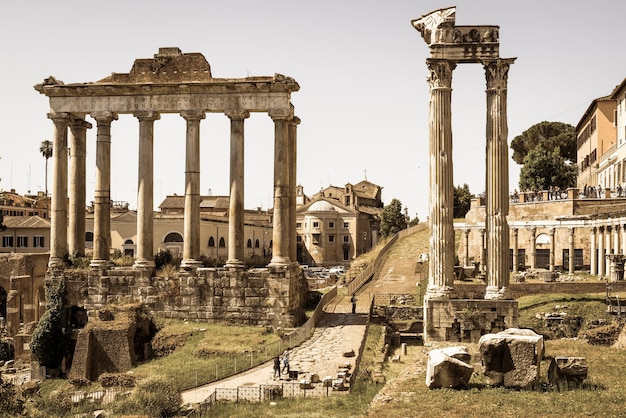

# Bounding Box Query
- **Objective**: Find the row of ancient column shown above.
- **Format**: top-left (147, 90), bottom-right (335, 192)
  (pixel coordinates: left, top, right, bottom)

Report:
top-left (461, 227), bottom-right (579, 275)
top-left (426, 58), bottom-right (514, 300)
top-left (589, 224), bottom-right (626, 276)
top-left (47, 110), bottom-right (300, 270)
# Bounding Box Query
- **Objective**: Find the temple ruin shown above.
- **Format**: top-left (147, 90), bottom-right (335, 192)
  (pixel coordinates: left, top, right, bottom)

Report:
top-left (412, 7), bottom-right (519, 341)
top-left (34, 48), bottom-right (306, 328)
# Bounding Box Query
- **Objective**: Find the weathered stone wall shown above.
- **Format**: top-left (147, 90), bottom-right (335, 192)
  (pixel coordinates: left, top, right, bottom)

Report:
top-left (0, 253), bottom-right (48, 336)
top-left (82, 265), bottom-right (307, 328)
top-left (424, 299), bottom-right (518, 343)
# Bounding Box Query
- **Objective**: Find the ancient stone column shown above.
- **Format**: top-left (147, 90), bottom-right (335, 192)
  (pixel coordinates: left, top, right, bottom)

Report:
top-left (181, 110), bottom-right (205, 269)
top-left (134, 111), bottom-right (160, 269)
top-left (605, 225), bottom-right (612, 275)
top-left (463, 229), bottom-right (470, 266)
top-left (90, 112), bottom-right (117, 268)
top-left (613, 224), bottom-right (620, 255)
top-left (484, 59), bottom-right (515, 300)
top-left (621, 223), bottom-right (626, 256)
top-left (598, 226), bottom-right (605, 277)
top-left (68, 118), bottom-right (91, 257)
top-left (590, 227), bottom-right (597, 275)
top-left (225, 109), bottom-right (250, 269)
top-left (530, 227), bottom-right (537, 270)
top-left (549, 228), bottom-right (556, 272)
top-left (48, 112), bottom-right (71, 268)
top-left (269, 109), bottom-right (292, 266)
top-left (288, 117), bottom-right (301, 264)
top-left (480, 229), bottom-right (486, 274)
top-left (425, 59), bottom-right (456, 298)
top-left (512, 228), bottom-right (519, 273)
top-left (568, 227), bottom-right (575, 274)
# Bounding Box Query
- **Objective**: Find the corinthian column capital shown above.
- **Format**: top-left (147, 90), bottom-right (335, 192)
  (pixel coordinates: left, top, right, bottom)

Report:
top-left (426, 59), bottom-right (456, 90)
top-left (483, 58), bottom-right (516, 90)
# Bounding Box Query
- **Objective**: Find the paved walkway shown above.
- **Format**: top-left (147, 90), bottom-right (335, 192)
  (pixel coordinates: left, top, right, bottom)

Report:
top-left (181, 294), bottom-right (370, 405)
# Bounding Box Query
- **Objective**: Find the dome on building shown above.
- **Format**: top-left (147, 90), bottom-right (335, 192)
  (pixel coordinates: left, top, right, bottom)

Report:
top-left (308, 200), bottom-right (336, 212)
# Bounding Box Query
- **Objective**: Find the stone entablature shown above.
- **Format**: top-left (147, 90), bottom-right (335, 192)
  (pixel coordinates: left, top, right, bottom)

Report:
top-left (80, 265), bottom-right (306, 327)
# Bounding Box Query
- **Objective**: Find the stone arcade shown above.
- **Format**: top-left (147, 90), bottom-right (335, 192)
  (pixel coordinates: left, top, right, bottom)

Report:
top-left (412, 7), bottom-right (518, 341)
top-left (35, 48), bottom-right (306, 328)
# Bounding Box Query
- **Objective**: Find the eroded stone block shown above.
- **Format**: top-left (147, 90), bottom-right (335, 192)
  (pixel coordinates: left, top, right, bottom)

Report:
top-left (426, 346), bottom-right (474, 389)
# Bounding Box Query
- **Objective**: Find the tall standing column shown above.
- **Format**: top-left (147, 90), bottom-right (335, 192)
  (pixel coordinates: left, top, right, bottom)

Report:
top-left (512, 228), bottom-right (519, 273)
top-left (268, 109), bottom-right (292, 266)
top-left (484, 58), bottom-right (515, 300)
top-left (480, 229), bottom-right (486, 274)
top-left (48, 112), bottom-right (71, 268)
top-left (605, 225), bottom-right (612, 275)
top-left (590, 227), bottom-right (597, 275)
top-left (614, 224), bottom-right (620, 255)
top-left (549, 228), bottom-right (556, 272)
top-left (288, 117), bottom-right (301, 264)
top-left (463, 229), bottom-right (470, 266)
top-left (181, 110), bottom-right (205, 269)
top-left (568, 227), bottom-right (575, 274)
top-left (598, 226), bottom-right (605, 277)
top-left (225, 110), bottom-right (250, 268)
top-left (90, 112), bottom-right (117, 268)
top-left (621, 223), bottom-right (626, 256)
top-left (530, 227), bottom-right (537, 270)
top-left (134, 111), bottom-right (160, 268)
top-left (68, 117), bottom-right (91, 257)
top-left (425, 59), bottom-right (456, 298)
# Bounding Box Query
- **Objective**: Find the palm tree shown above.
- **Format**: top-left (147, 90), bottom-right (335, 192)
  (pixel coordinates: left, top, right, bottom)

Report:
top-left (39, 140), bottom-right (53, 196)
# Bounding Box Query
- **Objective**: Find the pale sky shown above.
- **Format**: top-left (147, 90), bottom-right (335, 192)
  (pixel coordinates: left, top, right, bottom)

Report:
top-left (0, 1), bottom-right (624, 221)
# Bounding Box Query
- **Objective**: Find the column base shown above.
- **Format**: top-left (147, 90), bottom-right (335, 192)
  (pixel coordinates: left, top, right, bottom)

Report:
top-left (133, 259), bottom-right (156, 269)
top-left (90, 259), bottom-right (113, 269)
top-left (268, 255), bottom-right (291, 268)
top-left (48, 257), bottom-right (65, 269)
top-left (424, 285), bottom-right (456, 300)
top-left (484, 286), bottom-right (511, 300)
top-left (225, 259), bottom-right (245, 269)
top-left (180, 258), bottom-right (202, 270)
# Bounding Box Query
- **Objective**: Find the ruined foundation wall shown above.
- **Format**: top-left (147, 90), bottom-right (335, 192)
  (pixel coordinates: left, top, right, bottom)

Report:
top-left (82, 265), bottom-right (307, 328)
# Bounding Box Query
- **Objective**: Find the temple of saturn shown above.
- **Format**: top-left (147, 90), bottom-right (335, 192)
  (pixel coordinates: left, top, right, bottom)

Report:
top-left (34, 47), bottom-right (306, 327)
top-left (412, 7), bottom-right (518, 342)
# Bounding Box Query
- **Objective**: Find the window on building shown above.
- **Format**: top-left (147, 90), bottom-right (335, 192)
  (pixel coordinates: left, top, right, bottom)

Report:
top-left (2, 236), bottom-right (13, 248)
top-left (312, 234), bottom-right (320, 245)
top-left (247, 239), bottom-right (252, 248)
top-left (17, 236), bottom-right (27, 248)
top-left (255, 239), bottom-right (260, 248)
top-left (208, 237), bottom-right (215, 247)
top-left (328, 235), bottom-right (335, 243)
top-left (328, 222), bottom-right (334, 228)
top-left (219, 237), bottom-right (226, 247)
top-left (86, 231), bottom-right (94, 242)
top-left (343, 235), bottom-right (349, 243)
top-left (296, 222), bottom-right (302, 229)
top-left (343, 221), bottom-right (349, 228)
top-left (313, 221), bottom-right (319, 228)
top-left (296, 235), bottom-right (302, 242)
top-left (34, 236), bottom-right (44, 248)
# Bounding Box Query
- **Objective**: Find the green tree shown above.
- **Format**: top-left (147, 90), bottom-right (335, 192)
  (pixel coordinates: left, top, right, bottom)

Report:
top-left (379, 198), bottom-right (407, 238)
top-left (453, 184), bottom-right (473, 218)
top-left (39, 140), bottom-right (53, 197)
top-left (30, 279), bottom-right (71, 371)
top-left (519, 145), bottom-right (577, 192)
top-left (408, 212), bottom-right (420, 227)
top-left (510, 121), bottom-right (576, 164)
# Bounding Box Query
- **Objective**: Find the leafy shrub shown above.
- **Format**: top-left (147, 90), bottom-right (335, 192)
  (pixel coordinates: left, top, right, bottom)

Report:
top-left (29, 388), bottom-right (72, 418)
top-left (30, 279), bottom-right (71, 370)
top-left (0, 376), bottom-right (24, 416)
top-left (0, 338), bottom-right (14, 361)
top-left (113, 375), bottom-right (181, 417)
top-left (154, 250), bottom-right (181, 270)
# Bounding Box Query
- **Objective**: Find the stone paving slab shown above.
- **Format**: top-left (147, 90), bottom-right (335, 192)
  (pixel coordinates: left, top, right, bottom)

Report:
top-left (181, 295), bottom-right (369, 405)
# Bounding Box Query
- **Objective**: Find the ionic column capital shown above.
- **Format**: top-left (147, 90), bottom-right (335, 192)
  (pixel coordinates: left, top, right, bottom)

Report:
top-left (134, 110), bottom-right (160, 121)
top-left (225, 109), bottom-right (250, 121)
top-left (290, 116), bottom-right (301, 126)
top-left (69, 118), bottom-right (93, 130)
top-left (269, 108), bottom-right (293, 121)
top-left (91, 111), bottom-right (118, 124)
top-left (47, 112), bottom-right (72, 124)
top-left (181, 110), bottom-right (205, 121)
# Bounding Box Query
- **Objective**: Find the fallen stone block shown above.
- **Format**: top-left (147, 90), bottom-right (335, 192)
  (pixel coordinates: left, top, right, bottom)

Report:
top-left (426, 346), bottom-right (474, 389)
top-left (479, 328), bottom-right (543, 388)
top-left (548, 356), bottom-right (588, 384)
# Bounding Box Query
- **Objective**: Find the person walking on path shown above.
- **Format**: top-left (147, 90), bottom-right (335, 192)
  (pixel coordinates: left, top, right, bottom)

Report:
top-left (273, 356), bottom-right (281, 379)
top-left (351, 294), bottom-right (357, 314)
top-left (281, 350), bottom-right (290, 375)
